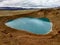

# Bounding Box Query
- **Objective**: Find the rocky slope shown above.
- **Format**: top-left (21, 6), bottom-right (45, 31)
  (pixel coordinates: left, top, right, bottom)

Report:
top-left (0, 8), bottom-right (60, 45)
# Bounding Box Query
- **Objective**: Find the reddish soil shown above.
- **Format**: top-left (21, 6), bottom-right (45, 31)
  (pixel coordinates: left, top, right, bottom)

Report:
top-left (0, 8), bottom-right (60, 45)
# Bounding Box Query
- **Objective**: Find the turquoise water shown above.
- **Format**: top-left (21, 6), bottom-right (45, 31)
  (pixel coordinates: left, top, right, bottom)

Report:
top-left (5, 17), bottom-right (52, 34)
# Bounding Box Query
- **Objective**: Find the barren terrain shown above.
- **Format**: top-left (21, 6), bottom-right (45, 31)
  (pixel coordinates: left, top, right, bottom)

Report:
top-left (0, 8), bottom-right (60, 45)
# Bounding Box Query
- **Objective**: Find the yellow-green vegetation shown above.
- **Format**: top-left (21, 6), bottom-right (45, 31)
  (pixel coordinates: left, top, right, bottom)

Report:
top-left (0, 10), bottom-right (38, 16)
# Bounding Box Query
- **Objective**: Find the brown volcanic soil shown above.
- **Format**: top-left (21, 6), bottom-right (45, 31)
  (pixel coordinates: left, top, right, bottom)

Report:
top-left (0, 8), bottom-right (60, 45)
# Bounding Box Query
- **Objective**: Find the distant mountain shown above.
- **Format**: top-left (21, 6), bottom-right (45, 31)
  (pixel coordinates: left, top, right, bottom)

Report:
top-left (0, 7), bottom-right (27, 10)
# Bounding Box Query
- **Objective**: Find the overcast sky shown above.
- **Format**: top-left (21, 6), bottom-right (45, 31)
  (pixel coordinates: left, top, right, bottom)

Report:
top-left (0, 0), bottom-right (60, 8)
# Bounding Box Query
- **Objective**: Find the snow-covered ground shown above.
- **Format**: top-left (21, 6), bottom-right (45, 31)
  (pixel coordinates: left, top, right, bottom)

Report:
top-left (0, 0), bottom-right (60, 9)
